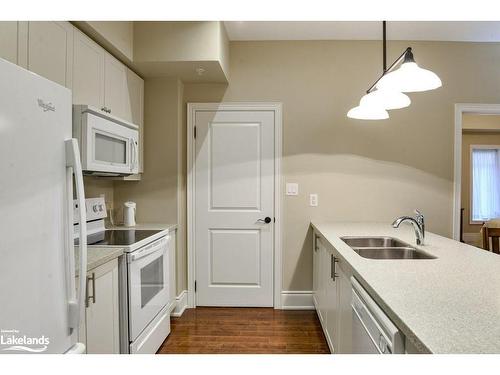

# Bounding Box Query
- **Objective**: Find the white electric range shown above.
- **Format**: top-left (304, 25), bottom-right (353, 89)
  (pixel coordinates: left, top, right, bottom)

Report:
top-left (74, 197), bottom-right (171, 354)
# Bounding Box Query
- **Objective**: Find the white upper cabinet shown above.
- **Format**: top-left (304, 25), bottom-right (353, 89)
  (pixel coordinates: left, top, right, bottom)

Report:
top-left (2, 21), bottom-right (144, 176)
top-left (104, 53), bottom-right (128, 120)
top-left (27, 21), bottom-right (73, 88)
top-left (125, 68), bottom-right (144, 127)
top-left (0, 22), bottom-right (20, 65)
top-left (72, 28), bottom-right (105, 108)
top-left (125, 68), bottom-right (144, 172)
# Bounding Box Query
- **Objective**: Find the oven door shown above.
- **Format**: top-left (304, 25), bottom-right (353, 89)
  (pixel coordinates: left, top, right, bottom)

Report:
top-left (82, 112), bottom-right (139, 175)
top-left (127, 236), bottom-right (170, 341)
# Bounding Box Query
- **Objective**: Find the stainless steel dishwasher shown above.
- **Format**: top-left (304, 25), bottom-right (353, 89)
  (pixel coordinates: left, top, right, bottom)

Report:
top-left (351, 277), bottom-right (405, 354)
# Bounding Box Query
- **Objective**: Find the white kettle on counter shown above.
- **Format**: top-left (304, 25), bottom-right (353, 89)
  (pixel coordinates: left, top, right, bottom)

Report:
top-left (123, 201), bottom-right (136, 227)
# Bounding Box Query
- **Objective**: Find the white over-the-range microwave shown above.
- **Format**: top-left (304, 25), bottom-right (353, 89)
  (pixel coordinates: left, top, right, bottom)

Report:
top-left (73, 105), bottom-right (139, 176)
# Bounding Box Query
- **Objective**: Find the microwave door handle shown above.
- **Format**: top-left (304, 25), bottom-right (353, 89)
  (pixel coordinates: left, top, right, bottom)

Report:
top-left (129, 138), bottom-right (136, 171)
top-left (65, 139), bottom-right (87, 331)
top-left (129, 138), bottom-right (133, 171)
top-left (131, 138), bottom-right (138, 171)
top-left (134, 140), bottom-right (138, 170)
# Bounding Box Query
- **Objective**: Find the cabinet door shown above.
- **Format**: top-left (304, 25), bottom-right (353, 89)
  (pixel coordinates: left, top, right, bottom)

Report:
top-left (317, 238), bottom-right (328, 324)
top-left (104, 52), bottom-right (128, 120)
top-left (72, 28), bottom-right (105, 108)
top-left (27, 21), bottom-right (73, 88)
top-left (125, 68), bottom-right (144, 172)
top-left (312, 233), bottom-right (320, 312)
top-left (337, 261), bottom-right (352, 354)
top-left (85, 259), bottom-right (120, 354)
top-left (0, 22), bottom-right (19, 65)
top-left (125, 68), bottom-right (144, 126)
top-left (325, 251), bottom-right (338, 352)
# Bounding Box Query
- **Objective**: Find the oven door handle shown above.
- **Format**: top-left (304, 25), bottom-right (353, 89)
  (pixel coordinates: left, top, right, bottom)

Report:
top-left (128, 236), bottom-right (168, 262)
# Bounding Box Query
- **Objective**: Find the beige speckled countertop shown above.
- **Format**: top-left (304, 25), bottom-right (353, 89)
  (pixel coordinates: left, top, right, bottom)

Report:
top-left (311, 221), bottom-right (500, 354)
top-left (75, 247), bottom-right (124, 277)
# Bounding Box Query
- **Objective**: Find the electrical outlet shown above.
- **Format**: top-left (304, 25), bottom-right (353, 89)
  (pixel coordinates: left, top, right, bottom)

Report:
top-left (286, 183), bottom-right (299, 196)
top-left (310, 194), bottom-right (318, 207)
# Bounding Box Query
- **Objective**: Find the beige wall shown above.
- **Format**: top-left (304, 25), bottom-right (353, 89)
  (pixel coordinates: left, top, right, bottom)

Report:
top-left (134, 22), bottom-right (221, 63)
top-left (463, 114), bottom-right (500, 131)
top-left (83, 177), bottom-right (114, 208)
top-left (133, 22), bottom-right (229, 82)
top-left (181, 40), bottom-right (500, 292)
top-left (73, 21), bottom-right (134, 63)
top-left (113, 77), bottom-right (186, 293)
top-left (461, 132), bottom-right (500, 235)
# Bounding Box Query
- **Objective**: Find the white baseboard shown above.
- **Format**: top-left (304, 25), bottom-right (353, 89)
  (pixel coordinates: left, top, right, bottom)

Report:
top-left (280, 291), bottom-right (314, 310)
top-left (171, 290), bottom-right (188, 317)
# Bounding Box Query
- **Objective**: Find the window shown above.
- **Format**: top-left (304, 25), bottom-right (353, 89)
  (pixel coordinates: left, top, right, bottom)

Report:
top-left (471, 146), bottom-right (500, 222)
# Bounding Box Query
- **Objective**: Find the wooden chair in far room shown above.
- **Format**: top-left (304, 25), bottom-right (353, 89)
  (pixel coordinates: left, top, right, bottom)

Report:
top-left (481, 220), bottom-right (500, 254)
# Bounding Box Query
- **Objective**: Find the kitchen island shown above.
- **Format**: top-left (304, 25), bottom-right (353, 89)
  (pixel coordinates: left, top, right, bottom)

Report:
top-left (311, 222), bottom-right (500, 354)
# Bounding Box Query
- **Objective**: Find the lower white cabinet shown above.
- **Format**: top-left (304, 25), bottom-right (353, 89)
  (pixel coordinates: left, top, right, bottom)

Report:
top-left (325, 253), bottom-right (338, 351)
top-left (313, 235), bottom-right (328, 325)
top-left (312, 230), bottom-right (353, 354)
top-left (337, 261), bottom-right (352, 354)
top-left (79, 258), bottom-right (120, 354)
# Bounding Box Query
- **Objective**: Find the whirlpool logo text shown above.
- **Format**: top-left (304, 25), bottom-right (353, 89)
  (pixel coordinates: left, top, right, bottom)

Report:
top-left (0, 329), bottom-right (49, 353)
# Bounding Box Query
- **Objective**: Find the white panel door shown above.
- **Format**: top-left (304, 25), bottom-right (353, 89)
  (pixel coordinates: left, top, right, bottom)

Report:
top-left (195, 110), bottom-right (275, 306)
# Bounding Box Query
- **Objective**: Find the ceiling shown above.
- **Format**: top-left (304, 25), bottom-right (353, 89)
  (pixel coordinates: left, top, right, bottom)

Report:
top-left (224, 21), bottom-right (500, 42)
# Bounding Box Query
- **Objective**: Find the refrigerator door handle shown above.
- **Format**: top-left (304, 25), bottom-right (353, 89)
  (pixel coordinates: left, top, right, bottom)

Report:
top-left (65, 139), bottom-right (87, 330)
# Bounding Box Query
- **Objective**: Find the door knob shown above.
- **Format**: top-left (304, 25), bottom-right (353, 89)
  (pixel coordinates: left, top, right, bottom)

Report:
top-left (257, 217), bottom-right (272, 224)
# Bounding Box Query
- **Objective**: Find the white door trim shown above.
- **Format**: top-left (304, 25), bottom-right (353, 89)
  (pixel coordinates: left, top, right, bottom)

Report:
top-left (187, 102), bottom-right (283, 309)
top-left (453, 103), bottom-right (500, 240)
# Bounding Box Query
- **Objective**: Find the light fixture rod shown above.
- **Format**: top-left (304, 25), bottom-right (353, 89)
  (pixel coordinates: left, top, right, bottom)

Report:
top-left (366, 47), bottom-right (412, 94)
top-left (383, 21), bottom-right (387, 72)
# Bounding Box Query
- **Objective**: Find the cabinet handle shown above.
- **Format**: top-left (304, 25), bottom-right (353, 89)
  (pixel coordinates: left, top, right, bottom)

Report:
top-left (331, 255), bottom-right (339, 281)
top-left (86, 272), bottom-right (96, 307)
top-left (314, 235), bottom-right (320, 252)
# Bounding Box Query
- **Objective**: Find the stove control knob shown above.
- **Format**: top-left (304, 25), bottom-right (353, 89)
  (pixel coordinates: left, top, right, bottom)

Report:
top-left (99, 204), bottom-right (104, 212)
top-left (93, 205), bottom-right (98, 213)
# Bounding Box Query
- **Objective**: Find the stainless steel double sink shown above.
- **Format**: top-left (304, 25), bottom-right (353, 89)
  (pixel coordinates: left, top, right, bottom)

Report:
top-left (340, 236), bottom-right (436, 260)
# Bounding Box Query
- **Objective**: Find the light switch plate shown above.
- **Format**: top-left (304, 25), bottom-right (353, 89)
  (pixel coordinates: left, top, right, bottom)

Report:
top-left (286, 183), bottom-right (299, 196)
top-left (310, 194), bottom-right (318, 207)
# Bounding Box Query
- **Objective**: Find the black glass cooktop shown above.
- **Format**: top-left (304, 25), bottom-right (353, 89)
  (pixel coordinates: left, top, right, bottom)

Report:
top-left (87, 229), bottom-right (162, 246)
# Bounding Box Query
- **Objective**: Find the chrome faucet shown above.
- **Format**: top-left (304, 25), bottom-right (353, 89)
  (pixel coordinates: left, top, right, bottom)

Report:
top-left (392, 210), bottom-right (425, 245)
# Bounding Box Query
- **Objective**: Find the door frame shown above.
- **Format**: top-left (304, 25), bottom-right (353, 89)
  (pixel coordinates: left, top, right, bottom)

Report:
top-left (453, 103), bottom-right (500, 240)
top-left (187, 102), bottom-right (283, 309)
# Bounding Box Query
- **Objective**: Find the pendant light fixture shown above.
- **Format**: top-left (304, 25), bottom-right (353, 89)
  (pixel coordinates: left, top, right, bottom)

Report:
top-left (376, 48), bottom-right (442, 92)
top-left (347, 21), bottom-right (442, 120)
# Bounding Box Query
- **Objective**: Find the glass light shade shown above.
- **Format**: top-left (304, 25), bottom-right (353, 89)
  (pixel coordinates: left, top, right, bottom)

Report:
top-left (360, 89), bottom-right (411, 110)
top-left (376, 62), bottom-right (442, 93)
top-left (347, 104), bottom-right (389, 120)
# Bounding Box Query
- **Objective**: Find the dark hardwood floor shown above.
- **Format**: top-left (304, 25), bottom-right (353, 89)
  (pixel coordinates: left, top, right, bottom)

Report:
top-left (157, 307), bottom-right (330, 354)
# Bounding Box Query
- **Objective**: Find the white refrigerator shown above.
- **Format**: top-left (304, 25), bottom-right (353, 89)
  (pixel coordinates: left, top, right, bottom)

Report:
top-left (0, 58), bottom-right (88, 354)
